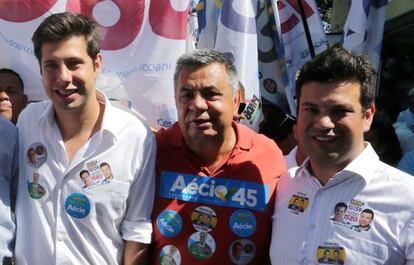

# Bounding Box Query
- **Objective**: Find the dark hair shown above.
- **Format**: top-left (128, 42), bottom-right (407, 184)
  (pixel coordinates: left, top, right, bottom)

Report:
top-left (79, 170), bottom-right (90, 178)
top-left (0, 68), bottom-right (24, 91)
top-left (32, 12), bottom-right (100, 64)
top-left (174, 49), bottom-right (239, 95)
top-left (100, 162), bottom-right (110, 168)
top-left (361, 208), bottom-right (374, 218)
top-left (334, 202), bottom-right (347, 211)
top-left (364, 113), bottom-right (402, 166)
top-left (296, 45), bottom-right (376, 112)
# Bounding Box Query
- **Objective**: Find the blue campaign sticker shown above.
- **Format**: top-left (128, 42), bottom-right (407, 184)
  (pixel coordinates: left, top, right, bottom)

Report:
top-left (157, 210), bottom-right (183, 237)
top-left (229, 209), bottom-right (257, 237)
top-left (64, 193), bottom-right (91, 219)
top-left (159, 172), bottom-right (269, 212)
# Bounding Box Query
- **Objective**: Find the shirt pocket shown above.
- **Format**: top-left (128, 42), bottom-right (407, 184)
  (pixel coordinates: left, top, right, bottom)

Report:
top-left (86, 180), bottom-right (130, 223)
top-left (342, 236), bottom-right (388, 264)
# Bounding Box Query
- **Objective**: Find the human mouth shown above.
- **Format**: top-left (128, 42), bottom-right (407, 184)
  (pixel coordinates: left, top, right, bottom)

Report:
top-left (314, 136), bottom-right (336, 142)
top-left (0, 100), bottom-right (12, 110)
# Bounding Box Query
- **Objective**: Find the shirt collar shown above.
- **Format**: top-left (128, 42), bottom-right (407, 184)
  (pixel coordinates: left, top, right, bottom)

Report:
top-left (167, 121), bottom-right (253, 151)
top-left (293, 143), bottom-right (380, 185)
top-left (37, 90), bottom-right (122, 142)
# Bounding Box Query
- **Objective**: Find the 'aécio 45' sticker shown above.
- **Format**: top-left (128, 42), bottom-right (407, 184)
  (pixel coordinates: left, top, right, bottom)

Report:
top-left (159, 172), bottom-right (269, 212)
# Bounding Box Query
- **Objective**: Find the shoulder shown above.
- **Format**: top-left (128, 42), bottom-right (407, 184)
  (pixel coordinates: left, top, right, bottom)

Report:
top-left (17, 101), bottom-right (51, 126)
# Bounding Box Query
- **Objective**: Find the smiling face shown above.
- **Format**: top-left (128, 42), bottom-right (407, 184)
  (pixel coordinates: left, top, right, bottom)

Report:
top-left (296, 81), bottom-right (374, 176)
top-left (175, 63), bottom-right (238, 144)
top-left (359, 211), bottom-right (373, 227)
top-left (40, 35), bottom-right (101, 115)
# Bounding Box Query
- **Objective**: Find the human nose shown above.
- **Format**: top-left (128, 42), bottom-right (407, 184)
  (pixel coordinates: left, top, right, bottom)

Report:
top-left (0, 90), bottom-right (10, 100)
top-left (315, 114), bottom-right (335, 130)
top-left (189, 93), bottom-right (208, 112)
top-left (57, 64), bottom-right (72, 84)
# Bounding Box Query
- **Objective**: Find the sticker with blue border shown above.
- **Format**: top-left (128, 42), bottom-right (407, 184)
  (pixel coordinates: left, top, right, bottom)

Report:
top-left (65, 193), bottom-right (91, 219)
top-left (229, 209), bottom-right (257, 237)
top-left (157, 210), bottom-right (183, 237)
top-left (159, 171), bottom-right (269, 212)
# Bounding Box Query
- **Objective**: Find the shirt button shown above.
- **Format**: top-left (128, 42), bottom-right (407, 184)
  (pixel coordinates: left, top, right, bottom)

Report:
top-left (57, 233), bottom-right (64, 241)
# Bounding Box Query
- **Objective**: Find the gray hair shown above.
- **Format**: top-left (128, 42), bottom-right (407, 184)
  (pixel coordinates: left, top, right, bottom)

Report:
top-left (173, 49), bottom-right (239, 96)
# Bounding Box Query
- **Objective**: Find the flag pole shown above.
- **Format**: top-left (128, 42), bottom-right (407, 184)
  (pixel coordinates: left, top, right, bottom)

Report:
top-left (296, 0), bottom-right (316, 58)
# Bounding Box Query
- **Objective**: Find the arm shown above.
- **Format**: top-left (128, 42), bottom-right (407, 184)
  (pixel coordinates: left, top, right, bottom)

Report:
top-left (123, 241), bottom-right (149, 265)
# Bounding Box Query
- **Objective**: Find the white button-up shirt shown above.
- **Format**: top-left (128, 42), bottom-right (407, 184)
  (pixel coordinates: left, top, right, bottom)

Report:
top-left (15, 93), bottom-right (156, 265)
top-left (270, 144), bottom-right (414, 265)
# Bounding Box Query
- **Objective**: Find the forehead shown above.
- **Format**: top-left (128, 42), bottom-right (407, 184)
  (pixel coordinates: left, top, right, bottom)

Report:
top-left (41, 36), bottom-right (89, 60)
top-left (177, 63), bottom-right (228, 88)
top-left (0, 72), bottom-right (22, 88)
top-left (299, 81), bottom-right (361, 106)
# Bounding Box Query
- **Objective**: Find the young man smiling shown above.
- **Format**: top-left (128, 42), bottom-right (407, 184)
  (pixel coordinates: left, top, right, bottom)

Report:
top-left (15, 12), bottom-right (156, 265)
top-left (270, 46), bottom-right (414, 264)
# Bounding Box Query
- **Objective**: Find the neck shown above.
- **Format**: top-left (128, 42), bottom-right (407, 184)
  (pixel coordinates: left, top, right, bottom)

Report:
top-left (186, 128), bottom-right (236, 171)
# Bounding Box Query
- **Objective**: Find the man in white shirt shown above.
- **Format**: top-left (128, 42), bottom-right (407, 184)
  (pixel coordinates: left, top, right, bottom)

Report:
top-left (270, 46), bottom-right (414, 264)
top-left (15, 12), bottom-right (156, 265)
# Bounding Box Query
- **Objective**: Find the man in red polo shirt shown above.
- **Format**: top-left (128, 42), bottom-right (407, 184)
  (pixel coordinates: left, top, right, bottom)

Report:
top-left (151, 49), bottom-right (286, 264)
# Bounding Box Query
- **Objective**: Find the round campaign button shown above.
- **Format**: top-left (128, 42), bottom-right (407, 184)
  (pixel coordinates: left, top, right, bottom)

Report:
top-left (160, 245), bottom-right (181, 265)
top-left (187, 231), bottom-right (216, 260)
top-left (26, 142), bottom-right (47, 168)
top-left (191, 206), bottom-right (217, 232)
top-left (64, 193), bottom-right (91, 219)
top-left (27, 172), bottom-right (46, 199)
top-left (229, 209), bottom-right (257, 237)
top-left (229, 239), bottom-right (256, 265)
top-left (157, 210), bottom-right (183, 237)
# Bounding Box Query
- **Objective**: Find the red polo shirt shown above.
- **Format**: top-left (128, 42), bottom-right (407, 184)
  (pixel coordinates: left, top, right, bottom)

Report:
top-left (151, 122), bottom-right (286, 264)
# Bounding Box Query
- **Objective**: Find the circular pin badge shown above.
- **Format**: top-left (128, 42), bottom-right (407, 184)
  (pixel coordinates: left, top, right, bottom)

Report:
top-left (229, 209), bottom-right (257, 237)
top-left (187, 231), bottom-right (215, 260)
top-left (64, 193), bottom-right (91, 219)
top-left (26, 142), bottom-right (47, 168)
top-left (160, 245), bottom-right (181, 265)
top-left (191, 206), bottom-right (217, 232)
top-left (27, 172), bottom-right (46, 199)
top-left (229, 239), bottom-right (256, 265)
top-left (157, 210), bottom-right (183, 237)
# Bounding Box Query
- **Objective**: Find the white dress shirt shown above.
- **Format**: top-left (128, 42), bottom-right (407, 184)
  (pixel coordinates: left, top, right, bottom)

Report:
top-left (270, 144), bottom-right (414, 265)
top-left (15, 93), bottom-right (156, 265)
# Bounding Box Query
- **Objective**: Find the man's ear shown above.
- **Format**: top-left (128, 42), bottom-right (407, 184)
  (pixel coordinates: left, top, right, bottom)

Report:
top-left (233, 89), bottom-right (241, 115)
top-left (94, 53), bottom-right (103, 76)
top-left (363, 104), bottom-right (376, 132)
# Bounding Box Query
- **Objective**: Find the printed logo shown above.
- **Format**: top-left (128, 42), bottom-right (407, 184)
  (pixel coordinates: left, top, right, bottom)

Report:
top-left (159, 172), bottom-right (269, 212)
top-left (156, 210), bottom-right (183, 237)
top-left (26, 142), bottom-right (47, 168)
top-left (330, 200), bottom-right (374, 233)
top-left (65, 193), bottom-right (91, 219)
top-left (229, 239), bottom-right (256, 265)
top-left (27, 172), bottom-right (46, 199)
top-left (287, 193), bottom-right (309, 214)
top-left (80, 160), bottom-right (114, 188)
top-left (229, 209), bottom-right (257, 237)
top-left (187, 231), bottom-right (215, 260)
top-left (191, 206), bottom-right (217, 232)
top-left (160, 245), bottom-right (181, 265)
top-left (317, 245), bottom-right (346, 265)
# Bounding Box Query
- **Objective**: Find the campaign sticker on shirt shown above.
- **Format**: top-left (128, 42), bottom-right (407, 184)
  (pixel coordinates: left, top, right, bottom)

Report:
top-left (157, 210), bottom-right (183, 237)
top-left (287, 193), bottom-right (309, 214)
top-left (27, 172), bottom-right (46, 199)
top-left (64, 193), bottom-right (91, 219)
top-left (229, 239), bottom-right (256, 265)
top-left (229, 209), bottom-right (257, 237)
top-left (159, 171), bottom-right (269, 212)
top-left (187, 231), bottom-right (215, 260)
top-left (191, 206), bottom-right (218, 232)
top-left (330, 199), bottom-right (374, 233)
top-left (316, 245), bottom-right (346, 264)
top-left (26, 143), bottom-right (47, 168)
top-left (80, 160), bottom-right (114, 189)
top-left (160, 245), bottom-right (181, 265)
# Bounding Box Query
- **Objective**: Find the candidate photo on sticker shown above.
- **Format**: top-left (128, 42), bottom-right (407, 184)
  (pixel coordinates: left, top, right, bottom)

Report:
top-left (229, 239), bottom-right (255, 265)
top-left (160, 245), bottom-right (181, 265)
top-left (352, 209), bottom-right (374, 232)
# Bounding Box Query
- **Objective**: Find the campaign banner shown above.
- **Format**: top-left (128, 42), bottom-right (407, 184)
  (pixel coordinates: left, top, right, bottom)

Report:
top-left (342, 0), bottom-right (389, 71)
top-left (0, 0), bottom-right (189, 129)
top-left (272, 0), bottom-right (327, 115)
